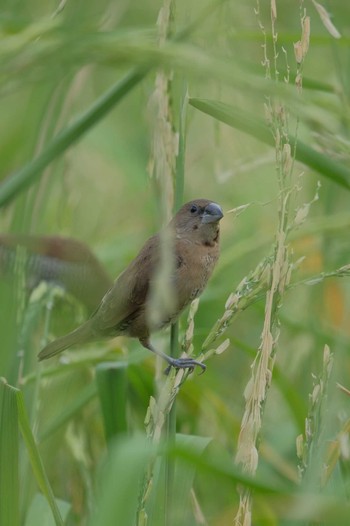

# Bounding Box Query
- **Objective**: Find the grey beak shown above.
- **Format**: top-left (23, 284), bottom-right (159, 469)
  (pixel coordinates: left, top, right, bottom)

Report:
top-left (202, 202), bottom-right (224, 224)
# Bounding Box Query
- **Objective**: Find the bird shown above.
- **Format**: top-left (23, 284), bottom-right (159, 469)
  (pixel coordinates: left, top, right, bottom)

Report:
top-left (0, 234), bottom-right (112, 312)
top-left (38, 199), bottom-right (223, 372)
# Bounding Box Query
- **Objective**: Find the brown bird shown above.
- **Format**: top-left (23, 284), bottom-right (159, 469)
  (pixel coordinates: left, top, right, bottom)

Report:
top-left (38, 199), bottom-right (223, 372)
top-left (0, 234), bottom-right (112, 312)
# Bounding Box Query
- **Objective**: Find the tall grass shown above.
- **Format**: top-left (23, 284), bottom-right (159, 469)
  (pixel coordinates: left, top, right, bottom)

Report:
top-left (1, 0), bottom-right (350, 525)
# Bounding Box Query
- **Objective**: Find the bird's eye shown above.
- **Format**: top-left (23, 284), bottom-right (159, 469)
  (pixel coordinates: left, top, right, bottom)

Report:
top-left (190, 205), bottom-right (198, 214)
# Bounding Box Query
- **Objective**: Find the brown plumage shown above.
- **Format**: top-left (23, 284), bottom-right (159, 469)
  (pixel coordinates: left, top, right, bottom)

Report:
top-left (38, 199), bottom-right (223, 372)
top-left (0, 234), bottom-right (112, 312)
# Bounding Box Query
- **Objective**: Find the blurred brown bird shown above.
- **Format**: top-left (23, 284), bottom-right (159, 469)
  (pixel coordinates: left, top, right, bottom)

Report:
top-left (0, 234), bottom-right (112, 312)
top-left (38, 199), bottom-right (223, 372)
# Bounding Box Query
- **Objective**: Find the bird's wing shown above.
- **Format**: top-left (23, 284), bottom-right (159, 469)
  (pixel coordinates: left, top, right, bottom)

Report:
top-left (92, 235), bottom-right (159, 331)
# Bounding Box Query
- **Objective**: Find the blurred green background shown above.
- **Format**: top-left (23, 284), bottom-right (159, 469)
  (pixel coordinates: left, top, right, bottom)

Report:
top-left (1, 0), bottom-right (350, 524)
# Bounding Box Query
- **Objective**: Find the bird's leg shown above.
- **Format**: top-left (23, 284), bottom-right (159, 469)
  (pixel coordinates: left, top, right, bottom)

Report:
top-left (139, 338), bottom-right (206, 374)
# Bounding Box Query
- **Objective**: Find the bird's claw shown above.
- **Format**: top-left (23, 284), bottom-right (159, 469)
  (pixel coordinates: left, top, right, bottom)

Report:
top-left (164, 358), bottom-right (206, 376)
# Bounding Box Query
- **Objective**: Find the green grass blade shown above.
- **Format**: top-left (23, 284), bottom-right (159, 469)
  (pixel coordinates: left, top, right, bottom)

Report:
top-left (15, 389), bottom-right (64, 526)
top-left (38, 382), bottom-right (97, 442)
top-left (147, 434), bottom-right (212, 525)
top-left (174, 83), bottom-right (188, 212)
top-left (189, 98), bottom-right (350, 190)
top-left (89, 435), bottom-right (155, 526)
top-left (167, 83), bottom-right (189, 522)
top-left (168, 440), bottom-right (292, 495)
top-left (95, 362), bottom-right (128, 443)
top-left (238, 60), bottom-right (337, 94)
top-left (0, 68), bottom-right (146, 207)
top-left (0, 379), bottom-right (20, 526)
top-left (172, 435), bottom-right (212, 524)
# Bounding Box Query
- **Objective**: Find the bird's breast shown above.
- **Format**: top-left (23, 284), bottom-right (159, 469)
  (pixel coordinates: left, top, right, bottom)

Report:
top-left (175, 242), bottom-right (219, 310)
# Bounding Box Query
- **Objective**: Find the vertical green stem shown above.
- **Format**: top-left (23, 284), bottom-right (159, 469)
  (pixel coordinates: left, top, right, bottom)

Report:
top-left (165, 81), bottom-right (188, 525)
top-left (165, 323), bottom-right (178, 523)
top-left (173, 82), bottom-right (188, 213)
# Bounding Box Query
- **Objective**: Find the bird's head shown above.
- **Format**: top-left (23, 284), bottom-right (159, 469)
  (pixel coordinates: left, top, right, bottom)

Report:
top-left (172, 199), bottom-right (224, 245)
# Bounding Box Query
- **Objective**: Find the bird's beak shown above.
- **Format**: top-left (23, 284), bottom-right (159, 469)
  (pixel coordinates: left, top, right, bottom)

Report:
top-left (201, 203), bottom-right (224, 224)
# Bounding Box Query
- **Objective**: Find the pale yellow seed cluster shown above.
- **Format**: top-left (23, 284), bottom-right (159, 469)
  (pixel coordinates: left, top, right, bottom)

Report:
top-left (233, 1), bottom-right (315, 524)
top-left (294, 16), bottom-right (310, 64)
top-left (312, 0), bottom-right (341, 39)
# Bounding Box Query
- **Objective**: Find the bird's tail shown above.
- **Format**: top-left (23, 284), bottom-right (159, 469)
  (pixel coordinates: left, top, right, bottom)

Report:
top-left (38, 321), bottom-right (94, 361)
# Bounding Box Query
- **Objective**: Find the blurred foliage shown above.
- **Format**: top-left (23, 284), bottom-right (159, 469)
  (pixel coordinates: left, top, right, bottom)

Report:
top-left (1, 0), bottom-right (350, 525)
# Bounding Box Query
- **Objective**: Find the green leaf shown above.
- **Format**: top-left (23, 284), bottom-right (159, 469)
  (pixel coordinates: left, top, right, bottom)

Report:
top-left (0, 68), bottom-right (147, 207)
top-left (174, 83), bottom-right (188, 212)
top-left (15, 389), bottom-right (64, 526)
top-left (168, 439), bottom-right (291, 494)
top-left (189, 98), bottom-right (350, 190)
top-left (146, 434), bottom-right (212, 525)
top-left (95, 362), bottom-right (128, 443)
top-left (89, 435), bottom-right (155, 526)
top-left (39, 382), bottom-right (97, 442)
top-left (0, 379), bottom-right (20, 526)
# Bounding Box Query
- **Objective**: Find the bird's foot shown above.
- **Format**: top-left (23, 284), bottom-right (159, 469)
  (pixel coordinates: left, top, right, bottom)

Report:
top-left (164, 357), bottom-right (206, 376)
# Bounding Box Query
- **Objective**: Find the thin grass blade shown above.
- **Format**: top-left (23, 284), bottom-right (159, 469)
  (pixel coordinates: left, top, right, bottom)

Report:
top-left (189, 98), bottom-right (350, 190)
top-left (89, 435), bottom-right (155, 526)
top-left (0, 68), bottom-right (146, 207)
top-left (0, 379), bottom-right (20, 526)
top-left (39, 382), bottom-right (97, 442)
top-left (147, 434), bottom-right (212, 525)
top-left (15, 389), bottom-right (64, 526)
top-left (95, 362), bottom-right (128, 443)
